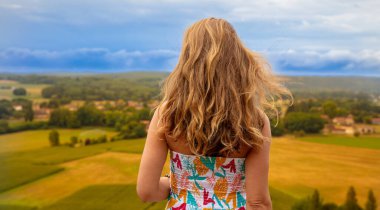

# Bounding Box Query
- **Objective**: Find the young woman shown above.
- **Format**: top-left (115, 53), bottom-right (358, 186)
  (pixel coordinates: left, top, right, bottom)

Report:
top-left (137, 17), bottom-right (293, 210)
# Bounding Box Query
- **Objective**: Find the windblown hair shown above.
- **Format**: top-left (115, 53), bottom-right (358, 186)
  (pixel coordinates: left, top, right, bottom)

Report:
top-left (154, 17), bottom-right (293, 156)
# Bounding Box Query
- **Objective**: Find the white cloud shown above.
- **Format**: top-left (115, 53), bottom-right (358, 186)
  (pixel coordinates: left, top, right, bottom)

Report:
top-left (0, 47), bottom-right (178, 71)
top-left (0, 47), bottom-right (379, 76)
top-left (263, 49), bottom-right (380, 75)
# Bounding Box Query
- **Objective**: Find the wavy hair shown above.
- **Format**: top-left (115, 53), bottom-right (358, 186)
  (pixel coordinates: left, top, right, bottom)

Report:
top-left (153, 17), bottom-right (293, 156)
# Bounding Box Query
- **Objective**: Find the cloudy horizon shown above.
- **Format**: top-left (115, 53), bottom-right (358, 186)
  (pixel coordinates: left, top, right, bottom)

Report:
top-left (1, 0), bottom-right (379, 76)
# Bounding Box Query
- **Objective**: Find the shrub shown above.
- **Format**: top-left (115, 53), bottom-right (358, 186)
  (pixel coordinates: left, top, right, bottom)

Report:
top-left (294, 130), bottom-right (306, 137)
top-left (98, 135), bottom-right (107, 143)
top-left (322, 203), bottom-right (338, 210)
top-left (49, 130), bottom-right (60, 147)
top-left (354, 131), bottom-right (360, 137)
top-left (0, 120), bottom-right (9, 134)
top-left (270, 118), bottom-right (286, 136)
top-left (70, 136), bottom-right (78, 145)
top-left (6, 121), bottom-right (48, 133)
top-left (13, 87), bottom-right (27, 96)
top-left (117, 120), bottom-right (147, 139)
top-left (284, 112), bottom-right (325, 133)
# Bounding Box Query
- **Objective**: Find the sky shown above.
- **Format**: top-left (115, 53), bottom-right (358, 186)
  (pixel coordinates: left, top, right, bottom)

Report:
top-left (0, 0), bottom-right (379, 76)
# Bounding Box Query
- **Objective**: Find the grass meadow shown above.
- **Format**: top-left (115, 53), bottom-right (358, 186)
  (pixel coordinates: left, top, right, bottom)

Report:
top-left (0, 129), bottom-right (118, 154)
top-left (295, 134), bottom-right (380, 149)
top-left (0, 129), bottom-right (379, 209)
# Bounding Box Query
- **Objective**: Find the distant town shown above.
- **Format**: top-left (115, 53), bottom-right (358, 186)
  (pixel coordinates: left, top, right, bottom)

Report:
top-left (1, 73), bottom-right (380, 139)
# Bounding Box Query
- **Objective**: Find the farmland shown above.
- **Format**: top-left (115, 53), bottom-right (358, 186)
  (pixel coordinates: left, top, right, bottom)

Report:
top-left (0, 130), bottom-right (379, 209)
top-left (0, 80), bottom-right (49, 102)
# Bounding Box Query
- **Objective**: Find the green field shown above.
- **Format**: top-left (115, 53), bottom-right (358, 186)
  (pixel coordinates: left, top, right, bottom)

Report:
top-left (0, 128), bottom-right (118, 154)
top-left (0, 136), bottom-right (143, 193)
top-left (40, 185), bottom-right (167, 210)
top-left (292, 134), bottom-right (380, 150)
top-left (0, 130), bottom-right (379, 209)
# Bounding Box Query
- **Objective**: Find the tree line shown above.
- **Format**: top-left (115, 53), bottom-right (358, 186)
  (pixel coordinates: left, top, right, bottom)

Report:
top-left (292, 186), bottom-right (377, 210)
top-left (48, 102), bottom-right (150, 139)
top-left (270, 98), bottom-right (380, 137)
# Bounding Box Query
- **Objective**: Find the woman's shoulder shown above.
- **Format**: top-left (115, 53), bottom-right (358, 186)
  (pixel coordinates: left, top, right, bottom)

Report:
top-left (256, 108), bottom-right (270, 130)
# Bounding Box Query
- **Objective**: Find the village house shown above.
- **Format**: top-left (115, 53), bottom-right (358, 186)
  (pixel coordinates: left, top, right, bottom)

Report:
top-left (323, 124), bottom-right (354, 135)
top-left (12, 104), bottom-right (23, 111)
top-left (127, 100), bottom-right (144, 110)
top-left (115, 99), bottom-right (126, 106)
top-left (320, 114), bottom-right (329, 121)
top-left (92, 100), bottom-right (118, 110)
top-left (62, 100), bottom-right (85, 111)
top-left (33, 103), bottom-right (51, 120)
top-left (371, 117), bottom-right (380, 125)
top-left (354, 124), bottom-right (375, 134)
top-left (148, 100), bottom-right (160, 109)
top-left (331, 127), bottom-right (347, 135)
top-left (332, 114), bottom-right (354, 126)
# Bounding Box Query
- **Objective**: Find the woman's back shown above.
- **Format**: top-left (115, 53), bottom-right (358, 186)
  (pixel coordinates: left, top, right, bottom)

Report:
top-left (166, 150), bottom-right (247, 210)
top-left (137, 17), bottom-right (292, 210)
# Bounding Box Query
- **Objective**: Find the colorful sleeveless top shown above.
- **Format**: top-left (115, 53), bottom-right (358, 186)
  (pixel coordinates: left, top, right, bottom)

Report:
top-left (166, 150), bottom-right (247, 210)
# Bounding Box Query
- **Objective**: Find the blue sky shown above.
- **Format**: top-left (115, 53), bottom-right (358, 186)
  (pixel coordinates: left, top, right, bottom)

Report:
top-left (0, 0), bottom-right (379, 76)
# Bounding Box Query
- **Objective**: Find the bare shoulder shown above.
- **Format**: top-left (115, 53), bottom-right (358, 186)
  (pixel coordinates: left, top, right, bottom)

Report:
top-left (256, 109), bottom-right (270, 130)
top-left (155, 100), bottom-right (169, 118)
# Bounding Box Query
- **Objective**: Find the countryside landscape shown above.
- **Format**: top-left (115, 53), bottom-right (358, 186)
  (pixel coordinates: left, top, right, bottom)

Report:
top-left (0, 72), bottom-right (379, 210)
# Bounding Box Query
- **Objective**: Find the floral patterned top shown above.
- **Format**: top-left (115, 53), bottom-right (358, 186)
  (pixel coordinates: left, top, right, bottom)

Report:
top-left (166, 150), bottom-right (247, 210)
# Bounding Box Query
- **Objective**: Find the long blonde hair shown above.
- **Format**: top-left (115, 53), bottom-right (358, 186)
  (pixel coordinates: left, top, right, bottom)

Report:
top-left (154, 17), bottom-right (293, 156)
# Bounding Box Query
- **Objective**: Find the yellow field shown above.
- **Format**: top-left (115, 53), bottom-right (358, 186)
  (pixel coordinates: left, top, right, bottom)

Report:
top-left (0, 150), bottom-right (171, 208)
top-left (269, 137), bottom-right (380, 206)
top-left (0, 152), bottom-right (141, 207)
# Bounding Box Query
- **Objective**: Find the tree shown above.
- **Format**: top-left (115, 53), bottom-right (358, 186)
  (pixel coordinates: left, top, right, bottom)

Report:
top-left (365, 189), bottom-right (377, 210)
top-left (67, 112), bottom-right (81, 128)
top-left (117, 120), bottom-right (147, 139)
top-left (70, 136), bottom-right (78, 146)
top-left (341, 186), bottom-right (362, 210)
top-left (0, 120), bottom-right (9, 134)
top-left (49, 108), bottom-right (69, 127)
top-left (322, 203), bottom-right (338, 210)
top-left (291, 189), bottom-right (324, 210)
top-left (310, 189), bottom-right (323, 210)
top-left (104, 110), bottom-right (122, 127)
top-left (13, 87), bottom-right (27, 96)
top-left (24, 103), bottom-right (34, 122)
top-left (363, 116), bottom-right (372, 125)
top-left (49, 108), bottom-right (80, 128)
top-left (76, 103), bottom-right (104, 126)
top-left (49, 130), bottom-right (60, 147)
top-left (270, 118), bottom-right (286, 136)
top-left (137, 107), bottom-right (152, 120)
top-left (0, 99), bottom-right (13, 119)
top-left (284, 112), bottom-right (325, 133)
top-left (291, 189), bottom-right (343, 210)
top-left (322, 101), bottom-right (338, 119)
